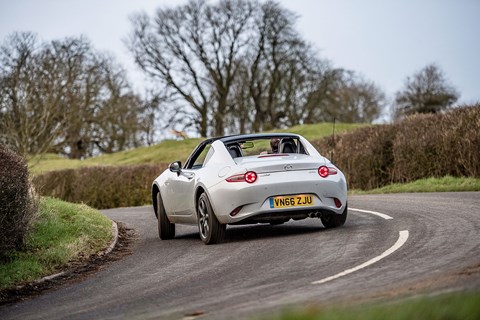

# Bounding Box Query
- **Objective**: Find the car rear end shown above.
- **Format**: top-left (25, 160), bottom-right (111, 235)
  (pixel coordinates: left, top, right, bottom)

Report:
top-left (208, 154), bottom-right (347, 224)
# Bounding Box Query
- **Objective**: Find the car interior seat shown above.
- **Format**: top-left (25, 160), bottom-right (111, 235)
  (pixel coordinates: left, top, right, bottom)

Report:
top-left (279, 138), bottom-right (296, 153)
top-left (228, 144), bottom-right (242, 158)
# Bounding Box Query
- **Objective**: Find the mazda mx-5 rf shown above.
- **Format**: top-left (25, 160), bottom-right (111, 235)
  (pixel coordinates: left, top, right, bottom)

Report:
top-left (152, 133), bottom-right (348, 244)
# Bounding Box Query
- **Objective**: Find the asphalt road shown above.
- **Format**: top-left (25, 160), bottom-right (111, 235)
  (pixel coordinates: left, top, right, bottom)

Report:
top-left (2, 192), bottom-right (480, 319)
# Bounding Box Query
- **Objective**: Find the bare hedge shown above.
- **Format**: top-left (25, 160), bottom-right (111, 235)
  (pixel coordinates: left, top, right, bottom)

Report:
top-left (314, 105), bottom-right (480, 189)
top-left (313, 125), bottom-right (396, 190)
top-left (33, 164), bottom-right (169, 209)
top-left (0, 145), bottom-right (38, 258)
top-left (393, 106), bottom-right (480, 181)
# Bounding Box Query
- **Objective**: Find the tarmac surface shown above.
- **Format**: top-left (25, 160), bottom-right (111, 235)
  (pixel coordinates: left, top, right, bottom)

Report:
top-left (2, 192), bottom-right (479, 319)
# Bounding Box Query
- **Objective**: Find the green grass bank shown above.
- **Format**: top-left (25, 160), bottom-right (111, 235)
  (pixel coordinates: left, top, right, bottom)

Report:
top-left (0, 197), bottom-right (112, 290)
top-left (267, 292), bottom-right (480, 320)
top-left (350, 176), bottom-right (480, 195)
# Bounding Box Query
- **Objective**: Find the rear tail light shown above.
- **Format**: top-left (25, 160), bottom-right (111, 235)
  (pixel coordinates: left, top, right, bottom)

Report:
top-left (318, 166), bottom-right (337, 178)
top-left (245, 171), bottom-right (257, 183)
top-left (225, 174), bottom-right (245, 182)
top-left (229, 206), bottom-right (243, 217)
top-left (226, 171), bottom-right (257, 183)
top-left (333, 197), bottom-right (342, 208)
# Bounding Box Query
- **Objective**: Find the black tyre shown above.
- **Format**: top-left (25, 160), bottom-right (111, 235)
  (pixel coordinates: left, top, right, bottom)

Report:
top-left (197, 193), bottom-right (226, 245)
top-left (156, 192), bottom-right (175, 240)
top-left (321, 204), bottom-right (348, 229)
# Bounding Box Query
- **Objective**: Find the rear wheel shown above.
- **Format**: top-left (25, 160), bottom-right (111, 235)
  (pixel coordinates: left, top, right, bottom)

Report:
top-left (321, 204), bottom-right (348, 228)
top-left (156, 192), bottom-right (175, 239)
top-left (197, 193), bottom-right (226, 245)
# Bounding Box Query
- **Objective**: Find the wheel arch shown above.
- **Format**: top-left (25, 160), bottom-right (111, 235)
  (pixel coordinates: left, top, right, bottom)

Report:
top-left (194, 186), bottom-right (206, 215)
top-left (194, 184), bottom-right (224, 223)
top-left (152, 183), bottom-right (160, 218)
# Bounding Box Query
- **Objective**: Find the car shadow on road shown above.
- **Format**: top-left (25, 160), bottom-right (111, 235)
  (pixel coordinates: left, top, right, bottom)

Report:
top-left (174, 222), bottom-right (327, 243)
top-left (228, 224), bottom-right (325, 242)
top-left (172, 218), bottom-right (356, 244)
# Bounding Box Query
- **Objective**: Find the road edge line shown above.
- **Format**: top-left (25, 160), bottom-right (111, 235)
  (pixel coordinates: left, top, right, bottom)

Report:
top-left (312, 230), bottom-right (409, 285)
top-left (350, 207), bottom-right (394, 220)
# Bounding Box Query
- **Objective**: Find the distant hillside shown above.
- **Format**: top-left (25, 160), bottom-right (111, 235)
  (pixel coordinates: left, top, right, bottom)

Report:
top-left (29, 122), bottom-right (367, 175)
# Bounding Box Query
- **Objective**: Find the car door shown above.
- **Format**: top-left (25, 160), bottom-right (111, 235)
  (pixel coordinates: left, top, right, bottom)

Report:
top-left (170, 170), bottom-right (196, 215)
top-left (173, 143), bottom-right (213, 216)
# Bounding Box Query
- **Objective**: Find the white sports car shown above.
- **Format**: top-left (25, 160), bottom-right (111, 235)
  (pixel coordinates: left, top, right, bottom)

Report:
top-left (152, 133), bottom-right (347, 244)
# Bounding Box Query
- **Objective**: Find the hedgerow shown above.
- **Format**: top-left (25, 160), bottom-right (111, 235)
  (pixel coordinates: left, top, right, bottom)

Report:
top-left (314, 104), bottom-right (480, 189)
top-left (0, 145), bottom-right (38, 259)
top-left (33, 164), bottom-right (168, 209)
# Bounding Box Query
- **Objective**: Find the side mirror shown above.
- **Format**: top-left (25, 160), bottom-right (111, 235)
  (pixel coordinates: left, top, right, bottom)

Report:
top-left (169, 161), bottom-right (182, 174)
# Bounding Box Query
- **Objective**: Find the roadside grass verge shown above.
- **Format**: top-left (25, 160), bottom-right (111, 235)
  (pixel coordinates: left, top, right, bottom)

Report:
top-left (0, 197), bottom-right (112, 290)
top-left (269, 292), bottom-right (480, 320)
top-left (350, 176), bottom-right (480, 195)
top-left (29, 123), bottom-right (366, 175)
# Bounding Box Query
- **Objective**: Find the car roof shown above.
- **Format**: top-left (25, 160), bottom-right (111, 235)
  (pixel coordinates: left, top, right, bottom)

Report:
top-left (191, 133), bottom-right (301, 155)
top-left (183, 133), bottom-right (304, 169)
top-left (219, 133), bottom-right (300, 143)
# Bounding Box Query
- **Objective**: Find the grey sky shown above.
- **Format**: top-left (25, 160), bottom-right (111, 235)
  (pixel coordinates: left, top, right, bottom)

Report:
top-left (1, 0), bottom-right (479, 106)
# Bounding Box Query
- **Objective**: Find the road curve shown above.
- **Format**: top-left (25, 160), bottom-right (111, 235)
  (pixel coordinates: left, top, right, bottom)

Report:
top-left (2, 192), bottom-right (479, 319)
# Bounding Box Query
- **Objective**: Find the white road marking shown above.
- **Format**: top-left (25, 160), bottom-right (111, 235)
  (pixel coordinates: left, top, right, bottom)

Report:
top-left (350, 207), bottom-right (394, 220)
top-left (312, 230), bottom-right (409, 285)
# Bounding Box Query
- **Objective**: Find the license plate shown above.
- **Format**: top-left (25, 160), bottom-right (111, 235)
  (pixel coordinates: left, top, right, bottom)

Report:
top-left (269, 195), bottom-right (313, 208)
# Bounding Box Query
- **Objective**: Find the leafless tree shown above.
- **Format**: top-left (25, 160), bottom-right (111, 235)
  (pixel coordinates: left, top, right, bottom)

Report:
top-left (394, 63), bottom-right (459, 120)
top-left (48, 37), bottom-right (105, 158)
top-left (247, 1), bottom-right (304, 130)
top-left (220, 0), bottom-right (329, 132)
top-left (0, 32), bottom-right (67, 156)
top-left (303, 69), bottom-right (385, 123)
top-left (128, 0), bottom-right (255, 137)
top-left (128, 0), bottom-right (385, 136)
top-left (0, 32), bottom-right (151, 159)
top-left (89, 60), bottom-right (147, 154)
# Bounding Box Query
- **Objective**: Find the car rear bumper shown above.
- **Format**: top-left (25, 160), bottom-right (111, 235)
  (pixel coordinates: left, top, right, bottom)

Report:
top-left (207, 169), bottom-right (347, 224)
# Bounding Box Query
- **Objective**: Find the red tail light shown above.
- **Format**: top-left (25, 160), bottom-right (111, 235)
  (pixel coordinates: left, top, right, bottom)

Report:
top-left (318, 166), bottom-right (338, 178)
top-left (226, 171), bottom-right (257, 183)
top-left (245, 171), bottom-right (257, 183)
top-left (229, 206), bottom-right (243, 217)
top-left (225, 174), bottom-right (245, 182)
top-left (333, 197), bottom-right (342, 208)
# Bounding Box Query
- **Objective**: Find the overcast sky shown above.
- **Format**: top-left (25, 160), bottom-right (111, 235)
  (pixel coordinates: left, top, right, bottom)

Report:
top-left (1, 0), bottom-right (479, 106)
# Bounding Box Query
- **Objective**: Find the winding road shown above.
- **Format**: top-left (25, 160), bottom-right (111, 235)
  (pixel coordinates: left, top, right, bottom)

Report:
top-left (2, 192), bottom-right (480, 319)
